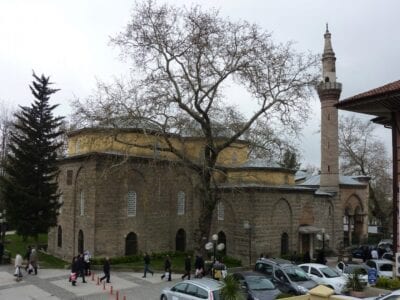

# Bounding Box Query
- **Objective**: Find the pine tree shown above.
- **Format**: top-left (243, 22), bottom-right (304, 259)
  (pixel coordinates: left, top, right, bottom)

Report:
top-left (0, 72), bottom-right (64, 240)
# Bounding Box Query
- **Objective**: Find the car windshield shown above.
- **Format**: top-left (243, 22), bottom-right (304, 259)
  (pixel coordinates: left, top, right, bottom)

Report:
top-left (246, 276), bottom-right (276, 291)
top-left (346, 266), bottom-right (368, 275)
top-left (320, 267), bottom-right (340, 278)
top-left (379, 264), bottom-right (393, 272)
top-left (284, 266), bottom-right (310, 282)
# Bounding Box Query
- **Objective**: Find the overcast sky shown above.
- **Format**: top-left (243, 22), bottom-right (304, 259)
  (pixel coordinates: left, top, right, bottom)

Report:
top-left (1, 0), bottom-right (398, 167)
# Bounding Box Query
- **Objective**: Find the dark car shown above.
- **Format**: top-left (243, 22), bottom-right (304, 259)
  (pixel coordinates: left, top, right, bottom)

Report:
top-left (255, 258), bottom-right (317, 295)
top-left (232, 271), bottom-right (281, 300)
top-left (351, 245), bottom-right (373, 259)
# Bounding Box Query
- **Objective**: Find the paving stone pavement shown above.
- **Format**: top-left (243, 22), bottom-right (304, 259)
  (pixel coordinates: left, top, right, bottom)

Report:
top-left (0, 264), bottom-right (179, 300)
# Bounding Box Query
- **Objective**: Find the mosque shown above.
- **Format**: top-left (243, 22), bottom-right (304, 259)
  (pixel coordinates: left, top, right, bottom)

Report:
top-left (47, 28), bottom-right (369, 263)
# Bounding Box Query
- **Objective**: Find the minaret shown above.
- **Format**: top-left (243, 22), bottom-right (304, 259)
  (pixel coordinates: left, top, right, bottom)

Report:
top-left (317, 24), bottom-right (342, 192)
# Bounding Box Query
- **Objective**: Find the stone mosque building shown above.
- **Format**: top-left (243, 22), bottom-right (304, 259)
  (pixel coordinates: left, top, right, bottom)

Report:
top-left (47, 28), bottom-right (369, 263)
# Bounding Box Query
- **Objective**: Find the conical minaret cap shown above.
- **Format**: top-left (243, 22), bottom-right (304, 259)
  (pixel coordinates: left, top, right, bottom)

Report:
top-left (323, 23), bottom-right (335, 57)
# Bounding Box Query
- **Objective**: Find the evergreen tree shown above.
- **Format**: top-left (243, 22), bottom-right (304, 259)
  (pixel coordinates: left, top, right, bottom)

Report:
top-left (0, 73), bottom-right (64, 240)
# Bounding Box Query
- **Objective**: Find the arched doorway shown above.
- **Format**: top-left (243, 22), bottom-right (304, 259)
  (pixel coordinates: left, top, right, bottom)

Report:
top-left (281, 232), bottom-right (289, 256)
top-left (78, 230), bottom-right (84, 254)
top-left (175, 229), bottom-right (186, 252)
top-left (125, 232), bottom-right (138, 255)
top-left (218, 231), bottom-right (227, 255)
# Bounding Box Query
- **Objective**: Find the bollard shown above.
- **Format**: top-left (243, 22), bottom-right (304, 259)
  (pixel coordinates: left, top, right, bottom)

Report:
top-left (110, 285), bottom-right (113, 295)
top-left (123, 296), bottom-right (126, 300)
top-left (92, 272), bottom-right (95, 281)
top-left (97, 277), bottom-right (100, 285)
top-left (103, 281), bottom-right (106, 290)
top-left (116, 291), bottom-right (119, 300)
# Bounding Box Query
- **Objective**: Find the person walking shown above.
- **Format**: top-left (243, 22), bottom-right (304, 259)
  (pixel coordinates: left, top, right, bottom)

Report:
top-left (70, 256), bottom-right (79, 286)
top-left (100, 257), bottom-right (111, 283)
top-left (24, 245), bottom-right (32, 272)
top-left (181, 255), bottom-right (191, 280)
top-left (77, 253), bottom-right (86, 283)
top-left (142, 252), bottom-right (154, 278)
top-left (161, 255), bottom-right (171, 281)
top-left (29, 248), bottom-right (38, 275)
top-left (194, 255), bottom-right (204, 278)
top-left (84, 250), bottom-right (91, 276)
top-left (14, 253), bottom-right (23, 281)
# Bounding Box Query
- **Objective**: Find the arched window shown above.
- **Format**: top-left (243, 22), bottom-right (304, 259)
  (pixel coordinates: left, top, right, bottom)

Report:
top-left (125, 232), bottom-right (138, 255)
top-left (78, 230), bottom-right (84, 254)
top-left (175, 228), bottom-right (186, 252)
top-left (217, 202), bottom-right (224, 221)
top-left (280, 232), bottom-right (289, 256)
top-left (127, 191), bottom-right (137, 217)
top-left (79, 190), bottom-right (84, 216)
top-left (218, 231), bottom-right (227, 255)
top-left (177, 191), bottom-right (185, 215)
top-left (57, 226), bottom-right (62, 248)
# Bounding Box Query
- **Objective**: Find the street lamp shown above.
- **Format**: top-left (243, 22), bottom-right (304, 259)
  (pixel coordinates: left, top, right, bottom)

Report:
top-left (243, 221), bottom-right (252, 266)
top-left (205, 233), bottom-right (225, 279)
top-left (316, 228), bottom-right (330, 264)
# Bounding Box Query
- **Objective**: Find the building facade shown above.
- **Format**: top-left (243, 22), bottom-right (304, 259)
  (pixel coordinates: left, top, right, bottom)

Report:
top-left (48, 28), bottom-right (369, 263)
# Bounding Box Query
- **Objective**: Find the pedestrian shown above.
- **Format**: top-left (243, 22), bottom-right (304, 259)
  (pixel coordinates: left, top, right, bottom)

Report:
top-left (161, 255), bottom-right (171, 281)
top-left (371, 247), bottom-right (379, 259)
top-left (142, 252), bottom-right (154, 278)
top-left (181, 255), bottom-right (191, 280)
top-left (70, 256), bottom-right (79, 286)
top-left (194, 255), bottom-right (204, 278)
top-left (24, 245), bottom-right (32, 272)
top-left (84, 250), bottom-right (91, 276)
top-left (29, 248), bottom-right (38, 275)
top-left (303, 251), bottom-right (311, 263)
top-left (100, 257), bottom-right (111, 283)
top-left (14, 253), bottom-right (23, 281)
top-left (77, 253), bottom-right (86, 283)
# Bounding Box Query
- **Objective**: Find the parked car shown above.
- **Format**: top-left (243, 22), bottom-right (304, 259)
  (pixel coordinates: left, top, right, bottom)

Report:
top-left (382, 251), bottom-right (394, 261)
top-left (232, 271), bottom-right (281, 300)
top-left (364, 288), bottom-right (400, 300)
top-left (299, 263), bottom-right (347, 294)
top-left (255, 258), bottom-right (317, 295)
top-left (335, 262), bottom-right (370, 286)
top-left (351, 245), bottom-right (373, 259)
top-left (365, 259), bottom-right (394, 278)
top-left (160, 278), bottom-right (223, 300)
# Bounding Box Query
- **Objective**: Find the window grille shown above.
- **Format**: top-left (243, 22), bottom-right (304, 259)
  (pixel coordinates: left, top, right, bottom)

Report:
top-left (177, 191), bottom-right (185, 215)
top-left (217, 201), bottom-right (224, 221)
top-left (127, 191), bottom-right (137, 217)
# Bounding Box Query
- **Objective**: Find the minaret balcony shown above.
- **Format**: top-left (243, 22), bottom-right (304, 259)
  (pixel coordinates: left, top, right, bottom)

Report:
top-left (317, 81), bottom-right (342, 91)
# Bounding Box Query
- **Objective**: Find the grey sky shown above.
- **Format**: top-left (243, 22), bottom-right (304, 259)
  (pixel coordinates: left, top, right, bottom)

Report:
top-left (1, 0), bottom-right (398, 167)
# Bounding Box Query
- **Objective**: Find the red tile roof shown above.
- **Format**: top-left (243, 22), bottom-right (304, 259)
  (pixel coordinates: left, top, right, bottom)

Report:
top-left (341, 80), bottom-right (400, 102)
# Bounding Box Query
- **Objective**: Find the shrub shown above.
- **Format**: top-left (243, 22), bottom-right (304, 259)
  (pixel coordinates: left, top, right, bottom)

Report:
top-left (376, 277), bottom-right (400, 290)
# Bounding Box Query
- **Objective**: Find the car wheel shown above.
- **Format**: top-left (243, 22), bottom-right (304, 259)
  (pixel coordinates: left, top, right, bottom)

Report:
top-left (160, 294), bottom-right (168, 300)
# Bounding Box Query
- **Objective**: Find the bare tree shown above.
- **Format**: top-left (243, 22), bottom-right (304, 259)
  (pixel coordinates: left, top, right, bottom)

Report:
top-left (339, 115), bottom-right (392, 232)
top-left (73, 0), bottom-right (318, 250)
top-left (0, 102), bottom-right (15, 177)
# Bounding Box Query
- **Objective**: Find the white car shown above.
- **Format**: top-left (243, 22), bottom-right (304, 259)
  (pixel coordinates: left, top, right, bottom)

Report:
top-left (335, 262), bottom-right (370, 286)
top-left (364, 288), bottom-right (400, 300)
top-left (365, 259), bottom-right (394, 279)
top-left (299, 263), bottom-right (347, 294)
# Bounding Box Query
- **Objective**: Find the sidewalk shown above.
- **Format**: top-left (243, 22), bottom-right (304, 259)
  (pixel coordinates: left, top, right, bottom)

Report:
top-left (0, 264), bottom-right (177, 300)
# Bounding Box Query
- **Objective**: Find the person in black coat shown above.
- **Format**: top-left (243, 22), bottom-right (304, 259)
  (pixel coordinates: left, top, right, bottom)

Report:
top-left (194, 255), bottom-right (204, 278)
top-left (142, 252), bottom-right (154, 278)
top-left (100, 257), bottom-right (111, 283)
top-left (161, 255), bottom-right (171, 281)
top-left (181, 255), bottom-right (191, 280)
top-left (70, 256), bottom-right (79, 286)
top-left (77, 253), bottom-right (86, 283)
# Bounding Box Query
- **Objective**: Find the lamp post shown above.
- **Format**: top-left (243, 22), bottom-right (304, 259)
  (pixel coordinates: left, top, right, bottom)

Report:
top-left (205, 233), bottom-right (225, 279)
top-left (316, 228), bottom-right (330, 264)
top-left (243, 221), bottom-right (252, 266)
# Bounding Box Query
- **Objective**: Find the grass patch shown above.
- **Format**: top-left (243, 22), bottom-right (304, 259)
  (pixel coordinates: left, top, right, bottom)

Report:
top-left (3, 233), bottom-right (67, 268)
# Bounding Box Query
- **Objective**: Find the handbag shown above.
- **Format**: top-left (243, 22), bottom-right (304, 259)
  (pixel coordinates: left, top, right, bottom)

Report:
top-left (70, 272), bottom-right (77, 281)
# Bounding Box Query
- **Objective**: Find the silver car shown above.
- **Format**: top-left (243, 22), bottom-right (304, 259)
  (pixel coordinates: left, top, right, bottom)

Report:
top-left (160, 278), bottom-right (223, 300)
